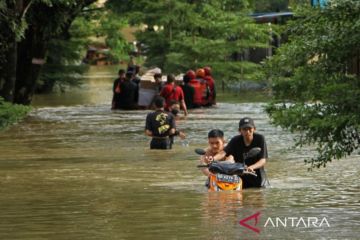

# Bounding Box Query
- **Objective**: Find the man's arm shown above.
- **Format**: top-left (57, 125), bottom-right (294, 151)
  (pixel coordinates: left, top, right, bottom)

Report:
top-left (201, 150), bottom-right (226, 164)
top-left (169, 128), bottom-right (176, 135)
top-left (172, 129), bottom-right (186, 139)
top-left (213, 151), bottom-right (227, 161)
top-left (180, 99), bottom-right (188, 116)
top-left (248, 134), bottom-right (267, 171)
top-left (247, 158), bottom-right (266, 172)
top-left (113, 79), bottom-right (117, 93)
top-left (177, 88), bottom-right (188, 116)
top-left (145, 129), bottom-right (153, 137)
top-left (145, 113), bottom-right (152, 137)
top-left (168, 114), bottom-right (176, 136)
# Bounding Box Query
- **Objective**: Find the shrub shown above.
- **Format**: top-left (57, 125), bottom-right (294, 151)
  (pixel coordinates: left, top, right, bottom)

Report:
top-left (0, 97), bottom-right (31, 130)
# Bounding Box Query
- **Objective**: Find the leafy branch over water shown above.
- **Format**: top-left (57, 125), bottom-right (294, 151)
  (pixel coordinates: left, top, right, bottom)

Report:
top-left (265, 0), bottom-right (360, 168)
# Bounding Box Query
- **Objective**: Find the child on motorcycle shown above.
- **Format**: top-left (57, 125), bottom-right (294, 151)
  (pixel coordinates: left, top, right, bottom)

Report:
top-left (199, 129), bottom-right (234, 177)
top-left (211, 117), bottom-right (268, 188)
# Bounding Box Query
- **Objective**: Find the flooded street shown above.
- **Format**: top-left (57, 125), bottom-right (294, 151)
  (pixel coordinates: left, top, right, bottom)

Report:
top-left (0, 66), bottom-right (359, 239)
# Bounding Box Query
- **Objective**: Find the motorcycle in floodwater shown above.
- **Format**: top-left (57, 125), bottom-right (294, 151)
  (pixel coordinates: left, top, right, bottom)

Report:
top-left (195, 148), bottom-right (260, 191)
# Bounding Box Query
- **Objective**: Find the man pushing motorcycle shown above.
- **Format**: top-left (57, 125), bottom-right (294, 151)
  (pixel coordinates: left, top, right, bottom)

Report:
top-left (203, 117), bottom-right (268, 189)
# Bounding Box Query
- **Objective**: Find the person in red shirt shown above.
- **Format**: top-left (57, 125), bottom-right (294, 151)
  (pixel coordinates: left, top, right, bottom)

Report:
top-left (204, 66), bottom-right (216, 106)
top-left (160, 74), bottom-right (188, 116)
top-left (187, 70), bottom-right (203, 108)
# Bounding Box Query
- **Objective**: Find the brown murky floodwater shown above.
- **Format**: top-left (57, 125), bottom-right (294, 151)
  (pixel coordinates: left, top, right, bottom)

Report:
top-left (0, 66), bottom-right (359, 240)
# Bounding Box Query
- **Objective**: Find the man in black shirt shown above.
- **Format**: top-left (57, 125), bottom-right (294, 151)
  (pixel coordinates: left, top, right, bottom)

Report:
top-left (117, 71), bottom-right (138, 110)
top-left (211, 117), bottom-right (268, 188)
top-left (112, 69), bottom-right (126, 109)
top-left (145, 96), bottom-right (176, 149)
top-left (181, 74), bottom-right (195, 109)
top-left (131, 65), bottom-right (141, 104)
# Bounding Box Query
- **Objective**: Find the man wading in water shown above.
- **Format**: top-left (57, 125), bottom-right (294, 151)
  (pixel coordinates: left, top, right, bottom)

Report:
top-left (208, 117), bottom-right (268, 188)
top-left (145, 96), bottom-right (176, 149)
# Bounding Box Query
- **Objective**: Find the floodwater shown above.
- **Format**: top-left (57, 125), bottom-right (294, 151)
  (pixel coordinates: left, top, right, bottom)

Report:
top-left (0, 66), bottom-right (359, 240)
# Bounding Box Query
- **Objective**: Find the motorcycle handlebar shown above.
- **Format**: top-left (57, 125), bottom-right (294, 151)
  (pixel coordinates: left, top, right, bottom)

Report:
top-left (243, 169), bottom-right (257, 177)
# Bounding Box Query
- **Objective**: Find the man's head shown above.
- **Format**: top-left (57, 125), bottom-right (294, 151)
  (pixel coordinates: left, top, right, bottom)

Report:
top-left (126, 71), bottom-right (133, 80)
top-left (196, 68), bottom-right (205, 78)
top-left (167, 74), bottom-right (175, 84)
top-left (154, 96), bottom-right (165, 109)
top-left (183, 74), bottom-right (190, 84)
top-left (127, 65), bottom-right (135, 73)
top-left (239, 117), bottom-right (256, 139)
top-left (135, 65), bottom-right (140, 74)
top-left (154, 73), bottom-right (162, 83)
top-left (186, 70), bottom-right (196, 80)
top-left (208, 129), bottom-right (225, 153)
top-left (204, 66), bottom-right (212, 76)
top-left (118, 69), bottom-right (126, 78)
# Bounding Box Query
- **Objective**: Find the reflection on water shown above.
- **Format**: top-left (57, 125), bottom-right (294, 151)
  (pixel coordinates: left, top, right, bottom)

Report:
top-left (0, 66), bottom-right (359, 239)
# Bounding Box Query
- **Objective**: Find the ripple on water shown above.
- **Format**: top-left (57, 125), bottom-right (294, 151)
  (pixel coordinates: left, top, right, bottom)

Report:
top-left (1, 83), bottom-right (360, 239)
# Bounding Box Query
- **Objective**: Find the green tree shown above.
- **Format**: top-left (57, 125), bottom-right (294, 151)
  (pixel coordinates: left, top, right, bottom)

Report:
top-left (0, 0), bottom-right (27, 103)
top-left (37, 4), bottom-right (131, 93)
top-left (37, 15), bottom-right (93, 93)
top-left (97, 10), bottom-right (132, 63)
top-left (107, 0), bottom-right (270, 83)
top-left (250, 0), bottom-right (289, 12)
top-left (265, 0), bottom-right (360, 168)
top-left (0, 0), bottom-right (96, 105)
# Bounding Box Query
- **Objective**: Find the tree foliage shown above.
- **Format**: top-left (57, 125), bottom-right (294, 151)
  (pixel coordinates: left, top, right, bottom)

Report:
top-left (0, 0), bottom-right (97, 104)
top-left (106, 0), bottom-right (270, 83)
top-left (251, 0), bottom-right (289, 12)
top-left (0, 97), bottom-right (31, 130)
top-left (265, 0), bottom-right (360, 168)
top-left (37, 15), bottom-right (93, 93)
top-left (37, 3), bottom-right (131, 93)
top-left (97, 10), bottom-right (132, 62)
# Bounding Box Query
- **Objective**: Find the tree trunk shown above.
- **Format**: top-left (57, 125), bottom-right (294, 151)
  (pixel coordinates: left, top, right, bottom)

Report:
top-left (0, 1), bottom-right (20, 102)
top-left (0, 35), bottom-right (17, 102)
top-left (11, 0), bottom-right (97, 105)
top-left (13, 26), bottom-right (47, 105)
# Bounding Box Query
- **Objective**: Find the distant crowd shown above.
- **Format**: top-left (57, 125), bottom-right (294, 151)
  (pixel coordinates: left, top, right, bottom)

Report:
top-left (111, 65), bottom-right (216, 115)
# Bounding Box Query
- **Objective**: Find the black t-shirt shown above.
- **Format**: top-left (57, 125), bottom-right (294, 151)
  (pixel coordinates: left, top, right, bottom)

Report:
top-left (181, 84), bottom-right (195, 109)
top-left (224, 133), bottom-right (268, 188)
top-left (132, 76), bottom-right (141, 102)
top-left (118, 80), bottom-right (137, 109)
top-left (145, 110), bottom-right (176, 137)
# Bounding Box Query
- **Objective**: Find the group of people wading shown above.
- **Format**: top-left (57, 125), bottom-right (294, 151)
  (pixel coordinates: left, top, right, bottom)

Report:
top-left (111, 65), bottom-right (268, 189)
top-left (145, 102), bottom-right (269, 189)
top-left (111, 66), bottom-right (216, 113)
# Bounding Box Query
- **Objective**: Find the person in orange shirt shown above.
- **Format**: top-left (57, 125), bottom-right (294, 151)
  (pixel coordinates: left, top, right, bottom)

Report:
top-left (195, 68), bottom-right (210, 106)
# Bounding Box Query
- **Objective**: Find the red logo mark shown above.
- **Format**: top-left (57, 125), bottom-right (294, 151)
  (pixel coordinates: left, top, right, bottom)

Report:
top-left (239, 212), bottom-right (261, 233)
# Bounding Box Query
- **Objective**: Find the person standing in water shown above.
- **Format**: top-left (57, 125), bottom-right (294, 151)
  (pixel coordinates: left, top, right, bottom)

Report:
top-left (199, 129), bottom-right (234, 177)
top-left (111, 69), bottom-right (126, 110)
top-left (210, 117), bottom-right (268, 188)
top-left (160, 74), bottom-right (188, 116)
top-left (145, 96), bottom-right (176, 149)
